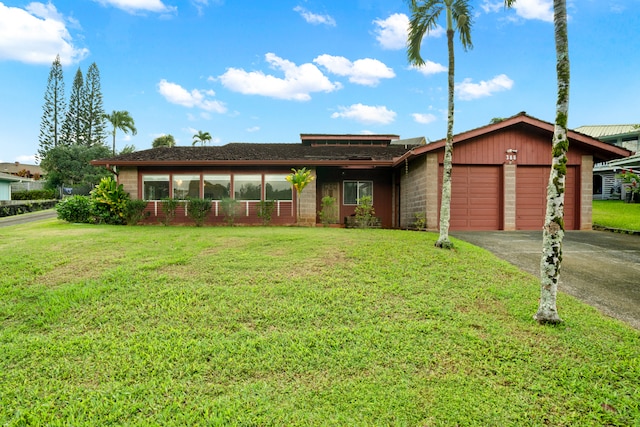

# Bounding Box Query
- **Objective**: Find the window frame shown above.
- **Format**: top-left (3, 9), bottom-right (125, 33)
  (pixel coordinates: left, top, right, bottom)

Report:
top-left (142, 174), bottom-right (170, 201)
top-left (343, 180), bottom-right (373, 206)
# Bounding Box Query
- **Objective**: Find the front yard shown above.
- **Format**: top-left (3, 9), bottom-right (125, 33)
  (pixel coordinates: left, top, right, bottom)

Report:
top-left (0, 220), bottom-right (638, 425)
top-left (593, 200), bottom-right (640, 231)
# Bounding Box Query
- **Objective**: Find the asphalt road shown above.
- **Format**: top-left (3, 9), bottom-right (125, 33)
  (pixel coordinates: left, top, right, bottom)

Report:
top-left (0, 209), bottom-right (58, 227)
top-left (451, 230), bottom-right (640, 330)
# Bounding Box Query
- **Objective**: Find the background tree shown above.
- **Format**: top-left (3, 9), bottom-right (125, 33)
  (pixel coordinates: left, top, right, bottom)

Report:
top-left (61, 68), bottom-right (84, 146)
top-left (41, 144), bottom-right (112, 190)
top-left (193, 130), bottom-right (212, 146)
top-left (286, 167), bottom-right (315, 224)
top-left (152, 134), bottom-right (176, 148)
top-left (104, 110), bottom-right (137, 155)
top-left (407, 0), bottom-right (473, 249)
top-left (81, 63), bottom-right (107, 147)
top-left (38, 54), bottom-right (66, 162)
top-left (119, 144), bottom-right (136, 155)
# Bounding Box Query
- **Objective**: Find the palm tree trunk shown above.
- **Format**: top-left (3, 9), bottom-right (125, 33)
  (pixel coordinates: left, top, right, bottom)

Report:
top-left (535, 0), bottom-right (569, 324)
top-left (435, 13), bottom-right (455, 249)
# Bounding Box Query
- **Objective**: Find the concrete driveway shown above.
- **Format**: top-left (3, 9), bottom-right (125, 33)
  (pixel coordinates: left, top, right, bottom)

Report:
top-left (451, 230), bottom-right (640, 330)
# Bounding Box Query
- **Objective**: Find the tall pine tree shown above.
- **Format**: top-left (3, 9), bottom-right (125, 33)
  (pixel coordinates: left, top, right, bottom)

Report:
top-left (61, 67), bottom-right (84, 146)
top-left (81, 63), bottom-right (107, 147)
top-left (38, 54), bottom-right (66, 162)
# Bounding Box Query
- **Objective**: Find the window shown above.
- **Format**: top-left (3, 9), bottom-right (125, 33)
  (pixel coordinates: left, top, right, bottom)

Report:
top-left (343, 180), bottom-right (373, 205)
top-left (234, 174), bottom-right (261, 200)
top-left (204, 174), bottom-right (231, 200)
top-left (143, 175), bottom-right (170, 200)
top-left (265, 174), bottom-right (292, 200)
top-left (173, 174), bottom-right (200, 199)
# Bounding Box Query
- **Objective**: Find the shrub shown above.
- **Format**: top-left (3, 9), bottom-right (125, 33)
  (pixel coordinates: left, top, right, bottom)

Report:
top-left (90, 177), bottom-right (130, 225)
top-left (11, 189), bottom-right (57, 200)
top-left (124, 199), bottom-right (150, 225)
top-left (186, 198), bottom-right (212, 227)
top-left (413, 212), bottom-right (426, 230)
top-left (354, 196), bottom-right (376, 229)
top-left (257, 200), bottom-right (276, 225)
top-left (160, 197), bottom-right (181, 225)
top-left (56, 195), bottom-right (94, 223)
top-left (220, 197), bottom-right (240, 226)
top-left (318, 196), bottom-right (338, 226)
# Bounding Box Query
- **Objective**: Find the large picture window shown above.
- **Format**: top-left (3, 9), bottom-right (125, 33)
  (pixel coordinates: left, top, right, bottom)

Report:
top-left (234, 174), bottom-right (262, 200)
top-left (173, 174), bottom-right (200, 199)
top-left (143, 175), bottom-right (170, 200)
top-left (265, 174), bottom-right (292, 200)
top-left (343, 180), bottom-right (373, 205)
top-left (204, 174), bottom-right (231, 200)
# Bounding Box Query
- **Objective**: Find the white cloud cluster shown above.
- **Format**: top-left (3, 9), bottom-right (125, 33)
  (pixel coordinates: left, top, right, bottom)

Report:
top-left (455, 74), bottom-right (514, 100)
top-left (331, 104), bottom-right (396, 125)
top-left (482, 0), bottom-right (553, 22)
top-left (314, 55), bottom-right (395, 86)
top-left (411, 61), bottom-right (447, 76)
top-left (0, 2), bottom-right (88, 65)
top-left (217, 53), bottom-right (342, 101)
top-left (157, 79), bottom-right (227, 113)
top-left (93, 0), bottom-right (177, 14)
top-left (412, 113), bottom-right (437, 125)
top-left (293, 6), bottom-right (336, 26)
top-left (373, 13), bottom-right (409, 50)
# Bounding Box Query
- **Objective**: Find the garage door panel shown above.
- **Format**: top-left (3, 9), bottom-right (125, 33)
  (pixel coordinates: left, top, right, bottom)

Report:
top-left (445, 165), bottom-right (501, 231)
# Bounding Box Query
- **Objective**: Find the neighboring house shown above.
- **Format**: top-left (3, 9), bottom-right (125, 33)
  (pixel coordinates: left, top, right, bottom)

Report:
top-left (0, 172), bottom-right (22, 201)
top-left (574, 124), bottom-right (640, 200)
top-left (92, 112), bottom-right (630, 230)
top-left (0, 162), bottom-right (44, 179)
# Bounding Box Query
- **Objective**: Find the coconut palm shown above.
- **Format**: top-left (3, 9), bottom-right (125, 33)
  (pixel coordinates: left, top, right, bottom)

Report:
top-left (407, 0), bottom-right (473, 249)
top-left (193, 130), bottom-right (212, 146)
top-left (104, 110), bottom-right (137, 155)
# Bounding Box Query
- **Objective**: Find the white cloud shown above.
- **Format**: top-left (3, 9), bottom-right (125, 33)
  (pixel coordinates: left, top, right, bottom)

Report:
top-left (314, 55), bottom-right (395, 86)
top-left (373, 13), bottom-right (409, 50)
top-left (455, 74), bottom-right (514, 100)
top-left (0, 2), bottom-right (88, 65)
top-left (93, 0), bottom-right (177, 14)
top-left (157, 79), bottom-right (227, 113)
top-left (411, 61), bottom-right (447, 76)
top-left (331, 104), bottom-right (396, 125)
top-left (246, 126), bottom-right (260, 133)
top-left (412, 113), bottom-right (437, 124)
top-left (293, 6), bottom-right (336, 26)
top-left (218, 53), bottom-right (342, 101)
top-left (482, 0), bottom-right (553, 22)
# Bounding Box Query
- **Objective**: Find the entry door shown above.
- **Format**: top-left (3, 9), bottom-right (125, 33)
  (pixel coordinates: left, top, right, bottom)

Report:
top-left (321, 182), bottom-right (340, 223)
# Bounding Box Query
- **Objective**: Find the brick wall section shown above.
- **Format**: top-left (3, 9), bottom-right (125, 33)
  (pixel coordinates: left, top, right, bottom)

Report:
top-left (118, 167), bottom-right (138, 199)
top-left (580, 155), bottom-right (593, 230)
top-left (298, 168), bottom-right (317, 226)
top-left (399, 156), bottom-right (427, 228)
top-left (425, 153), bottom-right (440, 231)
top-left (503, 163), bottom-right (516, 230)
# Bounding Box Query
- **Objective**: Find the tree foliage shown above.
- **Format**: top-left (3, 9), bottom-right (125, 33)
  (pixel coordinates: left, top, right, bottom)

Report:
top-left (286, 167), bottom-right (315, 224)
top-left (81, 63), bottom-right (108, 147)
top-left (40, 144), bottom-right (112, 188)
top-left (193, 130), bottom-right (212, 146)
top-left (38, 54), bottom-right (66, 162)
top-left (61, 68), bottom-right (84, 146)
top-left (152, 134), bottom-right (176, 148)
top-left (104, 110), bottom-right (137, 155)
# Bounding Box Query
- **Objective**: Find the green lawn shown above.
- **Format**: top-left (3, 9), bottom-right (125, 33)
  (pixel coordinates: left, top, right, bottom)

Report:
top-left (593, 200), bottom-right (640, 231)
top-left (1, 220), bottom-right (638, 426)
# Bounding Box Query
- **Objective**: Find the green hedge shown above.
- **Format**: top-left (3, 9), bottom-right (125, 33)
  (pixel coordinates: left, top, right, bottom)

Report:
top-left (0, 200), bottom-right (58, 217)
top-left (11, 189), bottom-right (57, 200)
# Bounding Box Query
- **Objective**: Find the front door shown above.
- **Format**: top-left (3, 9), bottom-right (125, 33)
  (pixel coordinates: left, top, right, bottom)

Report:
top-left (320, 182), bottom-right (340, 224)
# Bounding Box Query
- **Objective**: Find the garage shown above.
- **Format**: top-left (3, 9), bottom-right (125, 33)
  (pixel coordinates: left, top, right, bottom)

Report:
top-left (516, 166), bottom-right (577, 230)
top-left (447, 165), bottom-right (501, 230)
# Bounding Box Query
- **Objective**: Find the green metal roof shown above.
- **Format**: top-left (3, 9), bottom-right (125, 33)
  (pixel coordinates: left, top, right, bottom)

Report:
top-left (575, 125), bottom-right (639, 139)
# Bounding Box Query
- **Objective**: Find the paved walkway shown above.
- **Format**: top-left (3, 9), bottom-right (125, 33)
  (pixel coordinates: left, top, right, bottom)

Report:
top-left (0, 209), bottom-right (58, 227)
top-left (451, 230), bottom-right (640, 330)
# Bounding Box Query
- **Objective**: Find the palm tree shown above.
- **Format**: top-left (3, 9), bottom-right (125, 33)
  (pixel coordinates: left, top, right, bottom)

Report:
top-left (407, 0), bottom-right (473, 249)
top-left (285, 167), bottom-right (315, 225)
top-left (104, 110), bottom-right (137, 155)
top-left (192, 130), bottom-right (212, 146)
top-left (152, 134), bottom-right (176, 148)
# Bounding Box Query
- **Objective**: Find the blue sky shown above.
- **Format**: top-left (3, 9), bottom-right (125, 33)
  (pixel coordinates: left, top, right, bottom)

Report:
top-left (0, 0), bottom-right (638, 164)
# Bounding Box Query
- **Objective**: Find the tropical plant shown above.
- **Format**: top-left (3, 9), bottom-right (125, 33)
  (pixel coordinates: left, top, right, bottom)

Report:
top-left (90, 176), bottom-right (130, 225)
top-left (160, 197), bottom-right (181, 225)
top-left (285, 167), bottom-right (315, 224)
top-left (104, 110), bottom-right (137, 156)
top-left (617, 170), bottom-right (640, 202)
top-left (56, 195), bottom-right (93, 223)
top-left (413, 211), bottom-right (427, 230)
top-left (152, 134), bottom-right (176, 148)
top-left (318, 195), bottom-right (338, 226)
top-left (186, 198), bottom-right (212, 226)
top-left (41, 144), bottom-right (112, 189)
top-left (220, 197), bottom-right (240, 225)
top-left (257, 199), bottom-right (276, 225)
top-left (38, 54), bottom-right (66, 162)
top-left (192, 130), bottom-right (212, 146)
top-left (354, 196), bottom-right (376, 229)
top-left (407, 0), bottom-right (473, 249)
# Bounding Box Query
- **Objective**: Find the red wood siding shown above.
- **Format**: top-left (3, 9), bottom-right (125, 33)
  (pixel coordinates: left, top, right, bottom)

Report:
top-left (443, 165), bottom-right (502, 231)
top-left (516, 166), bottom-right (577, 230)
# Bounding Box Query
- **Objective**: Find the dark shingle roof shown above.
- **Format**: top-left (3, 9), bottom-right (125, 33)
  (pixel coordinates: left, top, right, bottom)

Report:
top-left (94, 143), bottom-right (410, 165)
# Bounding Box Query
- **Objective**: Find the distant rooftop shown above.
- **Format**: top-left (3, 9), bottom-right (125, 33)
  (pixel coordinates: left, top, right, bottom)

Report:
top-left (575, 125), bottom-right (639, 139)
